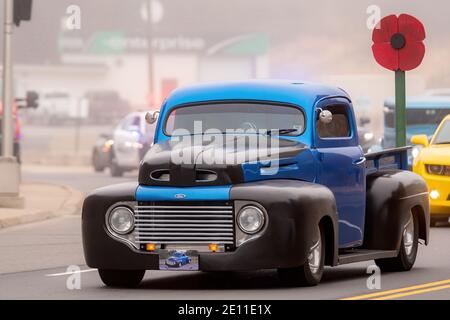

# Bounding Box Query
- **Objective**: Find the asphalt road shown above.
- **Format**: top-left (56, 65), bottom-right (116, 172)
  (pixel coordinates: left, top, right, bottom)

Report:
top-left (0, 166), bottom-right (450, 300)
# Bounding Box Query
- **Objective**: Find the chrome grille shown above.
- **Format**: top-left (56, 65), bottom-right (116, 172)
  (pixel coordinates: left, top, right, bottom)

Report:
top-left (134, 202), bottom-right (234, 244)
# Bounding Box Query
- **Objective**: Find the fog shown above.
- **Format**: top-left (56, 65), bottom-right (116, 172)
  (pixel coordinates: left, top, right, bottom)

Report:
top-left (1, 0), bottom-right (449, 165)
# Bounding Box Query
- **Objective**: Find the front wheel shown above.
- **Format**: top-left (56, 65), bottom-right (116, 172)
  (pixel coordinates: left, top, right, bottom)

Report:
top-left (375, 211), bottom-right (418, 272)
top-left (98, 269), bottom-right (145, 288)
top-left (278, 225), bottom-right (325, 286)
top-left (92, 151), bottom-right (105, 172)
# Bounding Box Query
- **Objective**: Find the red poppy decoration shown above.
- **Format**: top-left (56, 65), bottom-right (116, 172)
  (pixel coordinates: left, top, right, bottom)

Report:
top-left (372, 14), bottom-right (426, 71)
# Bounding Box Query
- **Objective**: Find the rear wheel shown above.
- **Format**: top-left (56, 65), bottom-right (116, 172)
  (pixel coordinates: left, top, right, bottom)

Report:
top-left (375, 211), bottom-right (418, 272)
top-left (98, 269), bottom-right (145, 288)
top-left (278, 225), bottom-right (325, 286)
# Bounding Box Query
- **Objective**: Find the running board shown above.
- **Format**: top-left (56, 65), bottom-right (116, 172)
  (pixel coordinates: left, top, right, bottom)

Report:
top-left (338, 249), bottom-right (398, 265)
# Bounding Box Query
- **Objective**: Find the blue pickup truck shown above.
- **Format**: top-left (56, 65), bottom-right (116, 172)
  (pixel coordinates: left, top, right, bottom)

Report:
top-left (82, 80), bottom-right (429, 287)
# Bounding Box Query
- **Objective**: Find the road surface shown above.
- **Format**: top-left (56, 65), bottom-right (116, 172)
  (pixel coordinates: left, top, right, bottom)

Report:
top-left (0, 166), bottom-right (449, 300)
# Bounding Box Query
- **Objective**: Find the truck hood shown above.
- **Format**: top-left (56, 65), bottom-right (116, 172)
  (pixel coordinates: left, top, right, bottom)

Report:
top-left (138, 135), bottom-right (308, 187)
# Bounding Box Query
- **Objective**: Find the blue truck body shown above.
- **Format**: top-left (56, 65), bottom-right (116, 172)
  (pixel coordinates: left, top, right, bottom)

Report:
top-left (83, 80), bottom-right (430, 287)
top-left (139, 81), bottom-right (370, 247)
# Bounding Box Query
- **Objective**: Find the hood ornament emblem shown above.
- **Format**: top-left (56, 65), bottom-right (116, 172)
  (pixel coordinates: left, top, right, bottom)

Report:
top-left (174, 193), bottom-right (186, 199)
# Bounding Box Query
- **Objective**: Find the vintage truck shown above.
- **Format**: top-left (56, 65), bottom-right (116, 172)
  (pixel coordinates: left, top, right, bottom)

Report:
top-left (82, 80), bottom-right (430, 287)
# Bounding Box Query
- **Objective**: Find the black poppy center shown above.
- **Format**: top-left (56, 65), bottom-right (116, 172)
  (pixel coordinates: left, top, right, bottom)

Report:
top-left (391, 33), bottom-right (406, 49)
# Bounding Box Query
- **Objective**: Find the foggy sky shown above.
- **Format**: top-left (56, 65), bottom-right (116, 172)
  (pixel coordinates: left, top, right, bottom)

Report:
top-left (1, 0), bottom-right (450, 86)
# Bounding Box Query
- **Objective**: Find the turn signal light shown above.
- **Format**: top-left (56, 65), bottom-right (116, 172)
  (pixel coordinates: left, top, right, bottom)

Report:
top-left (208, 243), bottom-right (218, 252)
top-left (146, 243), bottom-right (156, 251)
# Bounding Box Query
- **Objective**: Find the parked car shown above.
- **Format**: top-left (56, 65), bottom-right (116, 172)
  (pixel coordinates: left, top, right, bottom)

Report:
top-left (411, 114), bottom-right (450, 227)
top-left (165, 251), bottom-right (191, 268)
top-left (109, 111), bottom-right (157, 177)
top-left (83, 80), bottom-right (429, 288)
top-left (91, 133), bottom-right (114, 172)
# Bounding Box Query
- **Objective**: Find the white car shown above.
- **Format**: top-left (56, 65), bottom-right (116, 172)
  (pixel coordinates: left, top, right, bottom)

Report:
top-left (110, 111), bottom-right (156, 177)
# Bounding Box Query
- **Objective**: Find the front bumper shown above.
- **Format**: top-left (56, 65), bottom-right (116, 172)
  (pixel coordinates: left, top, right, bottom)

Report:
top-left (84, 202), bottom-right (309, 272)
top-left (82, 180), bottom-right (338, 271)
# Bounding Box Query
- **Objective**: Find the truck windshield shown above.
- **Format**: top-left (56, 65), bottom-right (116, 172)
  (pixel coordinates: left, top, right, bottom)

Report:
top-left (164, 103), bottom-right (305, 136)
top-left (433, 120), bottom-right (450, 145)
top-left (384, 107), bottom-right (450, 128)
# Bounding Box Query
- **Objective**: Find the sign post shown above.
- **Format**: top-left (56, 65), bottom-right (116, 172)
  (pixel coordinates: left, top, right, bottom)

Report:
top-left (395, 70), bottom-right (406, 147)
top-left (371, 14), bottom-right (426, 147)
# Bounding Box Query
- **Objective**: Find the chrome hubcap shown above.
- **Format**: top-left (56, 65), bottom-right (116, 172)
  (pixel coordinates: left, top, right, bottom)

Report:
top-left (308, 231), bottom-right (322, 274)
top-left (403, 214), bottom-right (414, 256)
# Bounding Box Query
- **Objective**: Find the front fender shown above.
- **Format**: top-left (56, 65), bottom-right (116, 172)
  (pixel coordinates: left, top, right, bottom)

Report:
top-left (82, 182), bottom-right (159, 270)
top-left (202, 180), bottom-right (338, 267)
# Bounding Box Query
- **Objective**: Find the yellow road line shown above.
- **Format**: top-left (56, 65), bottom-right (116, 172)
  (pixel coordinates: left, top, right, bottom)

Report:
top-left (373, 284), bottom-right (450, 300)
top-left (341, 278), bottom-right (450, 300)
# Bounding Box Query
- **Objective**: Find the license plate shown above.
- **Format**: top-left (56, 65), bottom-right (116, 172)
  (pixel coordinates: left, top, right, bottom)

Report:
top-left (157, 249), bottom-right (199, 271)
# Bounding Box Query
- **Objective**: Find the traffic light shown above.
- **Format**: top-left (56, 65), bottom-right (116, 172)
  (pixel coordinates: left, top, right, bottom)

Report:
top-left (13, 0), bottom-right (32, 27)
top-left (25, 91), bottom-right (38, 109)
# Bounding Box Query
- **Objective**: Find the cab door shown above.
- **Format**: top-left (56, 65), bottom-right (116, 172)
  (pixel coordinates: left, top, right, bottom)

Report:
top-left (313, 98), bottom-right (366, 248)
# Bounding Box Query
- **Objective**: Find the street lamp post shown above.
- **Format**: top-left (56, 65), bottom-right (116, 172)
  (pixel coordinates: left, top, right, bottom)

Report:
top-left (2, 0), bottom-right (14, 157)
top-left (0, 0), bottom-right (23, 208)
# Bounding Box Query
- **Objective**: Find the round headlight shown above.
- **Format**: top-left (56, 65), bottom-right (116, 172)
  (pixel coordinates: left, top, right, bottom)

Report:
top-left (237, 206), bottom-right (265, 234)
top-left (109, 207), bottom-right (134, 234)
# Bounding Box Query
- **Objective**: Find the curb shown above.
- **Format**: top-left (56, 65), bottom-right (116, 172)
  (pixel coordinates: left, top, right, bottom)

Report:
top-left (0, 183), bottom-right (84, 229)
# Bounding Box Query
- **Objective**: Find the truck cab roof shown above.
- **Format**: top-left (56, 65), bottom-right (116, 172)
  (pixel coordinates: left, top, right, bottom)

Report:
top-left (164, 80), bottom-right (350, 112)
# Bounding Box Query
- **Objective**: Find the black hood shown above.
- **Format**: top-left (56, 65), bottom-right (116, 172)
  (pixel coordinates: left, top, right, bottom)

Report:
top-left (138, 135), bottom-right (307, 187)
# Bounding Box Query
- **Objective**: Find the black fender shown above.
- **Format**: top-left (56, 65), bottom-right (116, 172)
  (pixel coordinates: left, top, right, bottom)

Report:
top-left (82, 182), bottom-right (159, 270)
top-left (82, 179), bottom-right (340, 271)
top-left (201, 179), bottom-right (338, 269)
top-left (362, 170), bottom-right (430, 251)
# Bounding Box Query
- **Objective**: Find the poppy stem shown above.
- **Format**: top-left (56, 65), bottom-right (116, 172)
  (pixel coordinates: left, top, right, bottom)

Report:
top-left (395, 70), bottom-right (406, 147)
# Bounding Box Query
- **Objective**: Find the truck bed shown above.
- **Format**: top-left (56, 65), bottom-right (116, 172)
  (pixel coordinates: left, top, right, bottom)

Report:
top-left (364, 146), bottom-right (410, 175)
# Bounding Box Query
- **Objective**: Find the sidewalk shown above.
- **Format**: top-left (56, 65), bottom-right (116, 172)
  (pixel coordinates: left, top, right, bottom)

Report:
top-left (0, 182), bottom-right (84, 229)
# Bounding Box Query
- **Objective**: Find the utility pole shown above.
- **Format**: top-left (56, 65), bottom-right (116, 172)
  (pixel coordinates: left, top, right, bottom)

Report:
top-left (2, 0), bottom-right (14, 157)
top-left (0, 0), bottom-right (23, 208)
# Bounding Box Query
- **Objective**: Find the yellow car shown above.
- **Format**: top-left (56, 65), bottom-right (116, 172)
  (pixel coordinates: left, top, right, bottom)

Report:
top-left (412, 114), bottom-right (450, 226)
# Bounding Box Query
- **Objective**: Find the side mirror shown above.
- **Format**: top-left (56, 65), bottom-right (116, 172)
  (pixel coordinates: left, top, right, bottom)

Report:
top-left (318, 109), bottom-right (333, 124)
top-left (411, 134), bottom-right (429, 147)
top-left (145, 110), bottom-right (160, 124)
top-left (25, 91), bottom-right (39, 108)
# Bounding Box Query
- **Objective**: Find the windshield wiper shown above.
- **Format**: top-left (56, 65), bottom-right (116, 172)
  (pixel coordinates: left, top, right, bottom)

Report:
top-left (266, 128), bottom-right (299, 136)
top-left (435, 141), bottom-right (450, 145)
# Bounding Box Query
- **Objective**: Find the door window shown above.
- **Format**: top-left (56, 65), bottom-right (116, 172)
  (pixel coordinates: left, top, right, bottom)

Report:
top-left (316, 104), bottom-right (351, 138)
